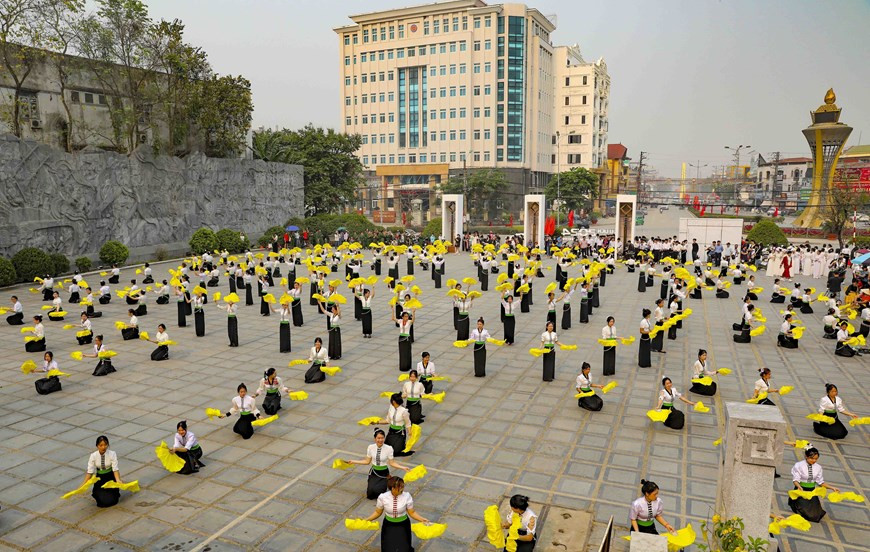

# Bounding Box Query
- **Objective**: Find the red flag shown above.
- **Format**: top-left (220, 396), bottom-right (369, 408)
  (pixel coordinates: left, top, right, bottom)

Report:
top-left (774, 207), bottom-right (779, 217)
top-left (720, 206), bottom-right (724, 214)
top-left (568, 210), bottom-right (575, 228)
top-left (545, 216), bottom-right (556, 236)
top-left (402, 212), bottom-right (407, 225)
top-left (700, 205), bottom-right (706, 217)
top-left (736, 206), bottom-right (740, 215)
top-left (509, 214), bottom-right (514, 226)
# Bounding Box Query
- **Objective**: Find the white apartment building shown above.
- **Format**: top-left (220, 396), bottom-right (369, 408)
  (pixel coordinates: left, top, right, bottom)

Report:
top-left (334, 0), bottom-right (609, 223)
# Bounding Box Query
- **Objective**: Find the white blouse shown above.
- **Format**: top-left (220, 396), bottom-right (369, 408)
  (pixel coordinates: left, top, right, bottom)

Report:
top-left (128, 315), bottom-right (137, 327)
top-left (42, 359), bottom-right (58, 372)
top-left (402, 381), bottom-right (425, 399)
top-left (791, 460), bottom-right (824, 486)
top-left (471, 328), bottom-right (491, 342)
top-left (659, 388), bottom-right (681, 403)
top-left (173, 431), bottom-right (199, 450)
top-left (541, 331), bottom-right (557, 345)
top-left (309, 346), bottom-right (328, 363)
top-left (229, 395), bottom-right (260, 416)
top-left (81, 319), bottom-right (92, 331)
top-left (629, 497), bottom-right (663, 522)
top-left (398, 319), bottom-right (413, 334)
top-left (257, 376), bottom-right (289, 396)
top-left (504, 508), bottom-right (537, 535)
top-left (366, 444), bottom-right (394, 467)
top-left (87, 450), bottom-right (119, 473)
top-left (576, 373), bottom-right (592, 390)
top-left (387, 405), bottom-right (411, 430)
top-left (640, 318), bottom-right (651, 332)
top-left (501, 299), bottom-right (515, 315)
top-left (377, 490), bottom-right (414, 518)
top-left (693, 360), bottom-right (711, 377)
top-left (33, 323), bottom-right (45, 338)
top-left (819, 396), bottom-right (845, 414)
top-left (155, 331), bottom-right (169, 343)
top-left (601, 326), bottom-right (616, 339)
top-left (836, 329), bottom-right (850, 342)
top-left (823, 314), bottom-right (836, 327)
top-left (754, 378), bottom-right (770, 393)
top-left (654, 307), bottom-right (664, 322)
top-left (416, 360), bottom-right (435, 377)
top-left (780, 321), bottom-right (791, 334)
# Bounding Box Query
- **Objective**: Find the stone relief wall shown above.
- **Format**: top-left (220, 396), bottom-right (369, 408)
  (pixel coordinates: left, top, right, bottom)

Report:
top-left (0, 134), bottom-right (303, 258)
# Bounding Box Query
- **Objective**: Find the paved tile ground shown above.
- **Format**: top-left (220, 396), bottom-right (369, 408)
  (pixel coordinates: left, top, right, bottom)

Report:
top-left (0, 210), bottom-right (867, 551)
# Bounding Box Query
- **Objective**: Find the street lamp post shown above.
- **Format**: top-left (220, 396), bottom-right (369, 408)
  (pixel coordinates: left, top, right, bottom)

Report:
top-left (554, 130), bottom-right (575, 229)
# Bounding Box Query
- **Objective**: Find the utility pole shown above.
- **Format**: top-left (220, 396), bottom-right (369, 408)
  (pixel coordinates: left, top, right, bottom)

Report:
top-left (770, 151), bottom-right (781, 208)
top-left (636, 151), bottom-right (646, 196)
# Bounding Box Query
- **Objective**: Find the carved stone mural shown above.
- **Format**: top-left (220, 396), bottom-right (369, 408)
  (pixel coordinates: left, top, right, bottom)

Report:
top-left (0, 134), bottom-right (303, 258)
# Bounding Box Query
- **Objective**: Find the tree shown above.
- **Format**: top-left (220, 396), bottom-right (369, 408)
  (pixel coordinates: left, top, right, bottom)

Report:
top-left (40, 0), bottom-right (84, 152)
top-left (440, 168), bottom-right (507, 222)
top-left (193, 74), bottom-right (252, 158)
top-left (824, 176), bottom-right (869, 248)
top-left (544, 167), bottom-right (598, 212)
top-left (252, 126), bottom-right (363, 216)
top-left (0, 0), bottom-right (48, 137)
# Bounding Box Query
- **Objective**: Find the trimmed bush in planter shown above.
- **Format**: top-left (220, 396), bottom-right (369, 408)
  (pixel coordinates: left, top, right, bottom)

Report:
top-left (216, 228), bottom-right (245, 252)
top-left (99, 241), bottom-right (129, 266)
top-left (75, 257), bottom-right (92, 272)
top-left (423, 217), bottom-right (442, 238)
top-left (745, 220), bottom-right (788, 247)
top-left (189, 227), bottom-right (219, 254)
top-left (49, 253), bottom-right (70, 275)
top-left (0, 257), bottom-right (16, 286)
top-left (12, 247), bottom-right (53, 282)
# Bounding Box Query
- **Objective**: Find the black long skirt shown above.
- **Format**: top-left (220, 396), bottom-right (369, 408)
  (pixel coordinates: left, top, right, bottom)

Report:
top-left (108, 275), bottom-right (120, 284)
top-left (579, 299), bottom-right (589, 323)
top-left (362, 309), bottom-right (373, 336)
top-left (407, 399), bottom-right (424, 424)
top-left (386, 427), bottom-right (411, 456)
top-left (651, 322), bottom-right (664, 351)
top-left (328, 327), bottom-right (342, 359)
top-left (151, 345), bottom-right (169, 361)
top-left (788, 494), bottom-right (826, 523)
top-left (381, 516), bottom-right (413, 552)
top-left (407, 259), bottom-right (414, 275)
top-left (662, 406), bottom-right (685, 430)
top-left (813, 413), bottom-right (848, 440)
top-left (292, 300), bottom-right (303, 326)
top-left (229, 278), bottom-right (237, 294)
top-left (504, 315), bottom-right (515, 344)
top-left (25, 338), bottom-right (46, 352)
top-left (591, 286), bottom-right (600, 308)
top-left (528, 283), bottom-right (534, 305)
top-left (777, 334), bottom-right (798, 349)
top-left (457, 315), bottom-right (470, 340)
top-left (480, 272), bottom-right (489, 291)
top-left (6, 312), bottom-right (24, 325)
top-left (194, 310), bottom-right (205, 336)
top-left (93, 470), bottom-right (120, 508)
top-left (473, 342), bottom-right (486, 377)
top-left (561, 304), bottom-right (571, 330)
top-left (263, 392), bottom-right (282, 415)
top-left (177, 301), bottom-right (187, 327)
top-left (236, 276), bottom-right (245, 289)
top-left (279, 322), bottom-right (291, 352)
top-left (135, 304), bottom-right (147, 316)
top-left (156, 296), bottom-right (168, 305)
top-left (309, 283), bottom-right (318, 306)
top-left (93, 359), bottom-right (115, 376)
top-left (638, 274), bottom-right (646, 292)
top-left (690, 381), bottom-right (717, 396)
top-left (233, 413), bottom-right (255, 439)
top-left (228, 316), bottom-right (239, 346)
top-left (520, 293), bottom-right (530, 313)
top-left (367, 467), bottom-right (389, 499)
top-left (546, 311), bottom-right (556, 328)
top-left (69, 292), bottom-right (80, 304)
top-left (354, 297), bottom-right (362, 321)
top-left (399, 337), bottom-right (412, 372)
top-left (177, 446), bottom-right (203, 475)
top-left (660, 281), bottom-right (668, 300)
top-left (542, 348), bottom-right (555, 381)
top-left (600, 269), bottom-right (607, 286)
top-left (260, 296), bottom-right (270, 316)
top-left (433, 269), bottom-right (442, 288)
top-left (305, 363), bottom-right (326, 384)
top-left (35, 375), bottom-right (62, 395)
top-left (667, 322), bottom-right (678, 341)
top-left (98, 295), bottom-right (111, 304)
top-left (638, 335), bottom-right (651, 367)
top-left (245, 284), bottom-right (254, 306)
top-left (121, 327), bottom-right (139, 341)
top-left (602, 347), bottom-right (616, 376)
top-left (374, 259), bottom-right (382, 275)
top-left (579, 392), bottom-right (603, 411)
top-left (646, 275), bottom-right (654, 287)
top-left (835, 343), bottom-right (855, 357)
top-left (770, 294), bottom-right (785, 303)
top-left (859, 321), bottom-right (870, 339)
top-left (733, 328), bottom-right (751, 343)
top-left (185, 294), bottom-right (192, 315)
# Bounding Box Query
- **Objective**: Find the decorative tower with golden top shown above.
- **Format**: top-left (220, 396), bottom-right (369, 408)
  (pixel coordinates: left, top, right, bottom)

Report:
top-left (794, 89), bottom-right (853, 228)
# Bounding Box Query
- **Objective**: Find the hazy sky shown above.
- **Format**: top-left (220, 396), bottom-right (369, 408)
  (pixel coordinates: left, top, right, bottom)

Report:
top-left (143, 0), bottom-right (870, 177)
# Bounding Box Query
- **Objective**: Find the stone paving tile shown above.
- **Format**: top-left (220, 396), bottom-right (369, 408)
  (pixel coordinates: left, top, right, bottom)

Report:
top-left (0, 210), bottom-right (867, 551)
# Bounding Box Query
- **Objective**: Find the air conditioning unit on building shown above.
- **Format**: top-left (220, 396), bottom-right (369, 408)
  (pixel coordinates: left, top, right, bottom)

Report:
top-left (30, 119), bottom-right (42, 130)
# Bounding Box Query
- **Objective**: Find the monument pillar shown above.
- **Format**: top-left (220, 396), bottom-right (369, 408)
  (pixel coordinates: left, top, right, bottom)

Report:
top-left (614, 194), bottom-right (637, 257)
top-left (441, 194), bottom-right (464, 243)
top-left (716, 402), bottom-right (786, 545)
top-left (524, 194), bottom-right (545, 248)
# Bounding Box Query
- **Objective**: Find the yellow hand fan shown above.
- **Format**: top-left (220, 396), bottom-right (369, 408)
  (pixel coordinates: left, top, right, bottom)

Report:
top-left (446, 278), bottom-right (457, 288)
top-left (666, 524), bottom-right (696, 550)
top-left (379, 391), bottom-right (393, 398)
top-left (647, 409), bottom-right (670, 423)
top-left (453, 340), bottom-right (470, 348)
top-left (332, 458), bottom-right (354, 470)
top-left (411, 523), bottom-right (447, 540)
top-left (849, 417), bottom-right (870, 427)
top-left (100, 480), bottom-right (140, 492)
top-left (155, 441), bottom-right (186, 473)
top-left (46, 369), bottom-right (70, 377)
top-left (713, 438), bottom-right (722, 446)
top-left (749, 326), bottom-right (766, 337)
top-left (320, 366), bottom-right (342, 376)
top-left (62, 475), bottom-right (98, 499)
top-left (20, 360), bottom-right (37, 374)
top-left (357, 416), bottom-right (381, 425)
top-left (288, 391), bottom-right (309, 401)
top-left (288, 359), bottom-right (308, 366)
top-left (486, 338), bottom-right (506, 346)
top-left (788, 487), bottom-right (826, 501)
top-left (694, 401), bottom-right (710, 413)
top-left (114, 321), bottom-right (127, 330)
top-left (620, 336), bottom-right (635, 345)
top-left (746, 393), bottom-right (768, 404)
top-left (598, 338), bottom-right (618, 347)
top-left (262, 293), bottom-right (276, 304)
top-left (806, 413), bottom-right (834, 424)
top-left (251, 414), bottom-right (278, 427)
top-left (601, 381), bottom-right (618, 394)
top-left (345, 518), bottom-right (379, 531)
top-left (401, 275), bottom-right (415, 283)
top-left (467, 290), bottom-right (482, 300)
top-left (691, 376), bottom-right (713, 386)
top-left (544, 282), bottom-right (557, 294)
top-left (404, 464), bottom-right (427, 483)
top-left (223, 292), bottom-right (239, 303)
top-left (462, 277), bottom-right (477, 285)
top-left (558, 343), bottom-right (577, 350)
top-left (828, 491), bottom-right (865, 503)
top-left (484, 505), bottom-right (506, 548)
top-left (422, 392), bottom-right (445, 403)
top-left (138, 331), bottom-right (150, 340)
top-left (205, 408), bottom-right (222, 419)
top-left (717, 368), bottom-right (732, 375)
top-left (575, 390), bottom-right (595, 399)
top-left (779, 385), bottom-right (794, 395)
top-left (70, 351), bottom-right (83, 361)
top-left (528, 348), bottom-right (548, 357)
top-left (41, 305), bottom-right (53, 310)
top-left (62, 324), bottom-right (76, 330)
top-left (403, 424), bottom-right (421, 452)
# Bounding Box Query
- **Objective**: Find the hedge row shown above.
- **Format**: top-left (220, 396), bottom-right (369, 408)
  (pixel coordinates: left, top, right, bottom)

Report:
top-left (0, 241), bottom-right (130, 287)
top-left (188, 227), bottom-right (251, 253)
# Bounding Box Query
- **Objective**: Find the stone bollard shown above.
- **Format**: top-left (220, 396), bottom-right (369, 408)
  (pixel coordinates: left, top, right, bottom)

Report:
top-left (716, 402), bottom-right (786, 544)
top-left (628, 531), bottom-right (668, 551)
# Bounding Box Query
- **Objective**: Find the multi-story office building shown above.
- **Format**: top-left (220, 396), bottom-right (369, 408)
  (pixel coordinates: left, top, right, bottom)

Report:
top-left (334, 0), bottom-right (610, 225)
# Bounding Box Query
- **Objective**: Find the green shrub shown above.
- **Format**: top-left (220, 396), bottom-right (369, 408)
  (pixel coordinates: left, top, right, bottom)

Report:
top-left (0, 257), bottom-right (16, 286)
top-left (189, 227), bottom-right (219, 253)
top-left (258, 225), bottom-right (287, 248)
top-left (852, 236), bottom-right (870, 248)
top-left (282, 214), bottom-right (378, 239)
top-left (423, 217), bottom-right (442, 238)
top-left (745, 219), bottom-right (788, 246)
top-left (49, 253), bottom-right (70, 275)
top-left (154, 247), bottom-right (168, 261)
top-left (99, 241), bottom-right (129, 266)
top-left (75, 256), bottom-right (92, 272)
top-left (216, 228), bottom-right (245, 252)
top-left (12, 247), bottom-right (53, 282)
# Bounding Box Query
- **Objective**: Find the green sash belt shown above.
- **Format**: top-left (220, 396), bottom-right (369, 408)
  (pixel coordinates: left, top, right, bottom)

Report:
top-left (800, 482), bottom-right (816, 490)
top-left (389, 424), bottom-right (404, 431)
top-left (406, 398), bottom-right (420, 403)
top-left (190, 444), bottom-right (201, 451)
top-left (241, 411), bottom-right (252, 415)
top-left (637, 519), bottom-right (654, 527)
top-left (475, 341), bottom-right (485, 345)
top-left (281, 320), bottom-right (289, 324)
top-left (663, 402), bottom-right (672, 407)
top-left (581, 387), bottom-right (591, 392)
top-left (97, 468), bottom-right (113, 475)
top-left (373, 465), bottom-right (388, 471)
top-left (266, 389), bottom-right (278, 394)
top-left (385, 514), bottom-right (408, 522)
top-left (824, 410), bottom-right (836, 414)
top-left (399, 333), bottom-right (409, 337)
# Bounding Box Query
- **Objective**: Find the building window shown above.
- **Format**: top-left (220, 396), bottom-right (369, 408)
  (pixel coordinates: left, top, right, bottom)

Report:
top-left (474, 40), bottom-right (480, 51)
top-left (363, 30), bottom-right (369, 43)
top-left (450, 130), bottom-right (456, 140)
top-left (344, 76), bottom-right (351, 86)
top-left (568, 135), bottom-right (581, 144)
top-left (430, 44), bottom-right (436, 55)
top-left (449, 86), bottom-right (456, 97)
top-left (474, 17), bottom-right (480, 28)
top-left (484, 129), bottom-right (491, 140)
top-left (450, 42), bottom-right (456, 52)
top-left (484, 85), bottom-right (491, 95)
top-left (440, 131), bottom-right (446, 141)
top-left (449, 64), bottom-right (456, 75)
top-left (459, 41), bottom-right (466, 51)
top-left (485, 39), bottom-right (491, 50)
top-left (388, 50), bottom-right (394, 59)
top-left (473, 86), bottom-right (480, 96)
top-left (497, 148), bottom-right (504, 161)
top-left (398, 25), bottom-right (404, 38)
top-left (379, 72), bottom-right (385, 81)
top-left (459, 86), bottom-right (466, 96)
top-left (581, 115), bottom-right (586, 124)
top-left (484, 151), bottom-right (491, 161)
top-left (450, 152), bottom-right (457, 162)
top-left (473, 130), bottom-right (481, 140)
top-left (564, 116), bottom-right (569, 125)
top-left (459, 63), bottom-right (466, 74)
top-left (430, 89), bottom-right (436, 99)
top-left (459, 130), bottom-right (466, 140)
top-left (362, 156), bottom-right (368, 165)
top-left (433, 20), bottom-right (440, 34)
top-left (450, 108), bottom-right (456, 119)
top-left (362, 116), bottom-right (368, 124)
top-left (459, 108), bottom-right (466, 118)
top-left (344, 56), bottom-right (350, 65)
top-left (353, 34), bottom-right (358, 44)
top-left (484, 62), bottom-right (491, 73)
top-left (440, 65), bottom-right (446, 75)
top-left (346, 96), bottom-right (352, 106)
top-left (397, 49), bottom-right (404, 58)
top-left (440, 109), bottom-right (446, 119)
top-left (361, 53), bottom-right (367, 62)
top-left (453, 17), bottom-right (459, 31)
top-left (564, 96), bottom-right (569, 105)
top-left (565, 76), bottom-right (569, 86)
top-left (424, 21), bottom-right (429, 35)
top-left (388, 91), bottom-right (394, 101)
top-left (583, 75), bottom-right (587, 85)
top-left (344, 35), bottom-right (350, 46)
top-left (484, 107), bottom-right (491, 117)
top-left (408, 47), bottom-right (415, 57)
top-left (419, 46), bottom-right (425, 56)
top-left (440, 43), bottom-right (446, 53)
top-left (568, 154), bottom-right (581, 164)
top-left (440, 88), bottom-right (446, 97)
top-left (379, 51), bottom-right (385, 61)
top-left (485, 16), bottom-right (491, 27)
top-left (582, 95), bottom-right (587, 105)
top-left (473, 107), bottom-right (480, 118)
top-left (473, 152), bottom-right (480, 161)
top-left (389, 113), bottom-right (395, 122)
top-left (389, 26), bottom-right (395, 39)
top-left (473, 63), bottom-right (480, 74)
top-left (345, 117), bottom-right (351, 125)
